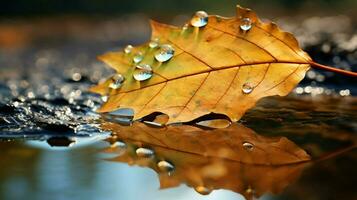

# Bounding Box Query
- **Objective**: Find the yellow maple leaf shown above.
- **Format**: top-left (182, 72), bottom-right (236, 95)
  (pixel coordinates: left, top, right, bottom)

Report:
top-left (90, 5), bottom-right (355, 123)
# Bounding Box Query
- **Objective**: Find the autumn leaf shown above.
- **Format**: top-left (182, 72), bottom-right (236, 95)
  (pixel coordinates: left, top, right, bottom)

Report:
top-left (90, 5), bottom-right (355, 123)
top-left (101, 122), bottom-right (310, 198)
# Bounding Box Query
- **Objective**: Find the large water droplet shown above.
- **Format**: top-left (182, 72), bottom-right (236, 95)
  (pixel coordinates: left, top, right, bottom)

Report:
top-left (242, 83), bottom-right (254, 94)
top-left (149, 38), bottom-right (159, 48)
top-left (195, 186), bottom-right (212, 195)
top-left (190, 11), bottom-right (208, 27)
top-left (157, 160), bottom-right (175, 173)
top-left (133, 64), bottom-right (153, 81)
top-left (243, 142), bottom-right (254, 151)
top-left (240, 18), bottom-right (252, 31)
top-left (155, 44), bottom-right (175, 62)
top-left (136, 147), bottom-right (154, 158)
top-left (124, 45), bottom-right (133, 54)
top-left (133, 52), bottom-right (143, 63)
top-left (109, 74), bottom-right (125, 89)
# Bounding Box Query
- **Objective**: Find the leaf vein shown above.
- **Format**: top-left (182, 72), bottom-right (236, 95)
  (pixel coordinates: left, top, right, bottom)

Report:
top-left (207, 24), bottom-right (278, 62)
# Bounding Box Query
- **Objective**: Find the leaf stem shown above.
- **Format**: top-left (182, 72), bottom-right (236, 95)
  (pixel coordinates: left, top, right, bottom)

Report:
top-left (309, 61), bottom-right (357, 77)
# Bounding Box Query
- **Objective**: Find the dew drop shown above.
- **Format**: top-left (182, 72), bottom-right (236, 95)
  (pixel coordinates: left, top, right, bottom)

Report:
top-left (133, 64), bottom-right (153, 81)
top-left (111, 140), bottom-right (127, 148)
top-left (242, 83), bottom-right (254, 94)
top-left (101, 95), bottom-right (108, 102)
top-left (124, 45), bottom-right (133, 54)
top-left (109, 74), bottom-right (125, 89)
top-left (149, 38), bottom-right (159, 48)
top-left (136, 147), bottom-right (154, 158)
top-left (240, 17), bottom-right (252, 31)
top-left (133, 52), bottom-right (143, 63)
top-left (243, 142), bottom-right (254, 151)
top-left (155, 44), bottom-right (175, 62)
top-left (195, 186), bottom-right (212, 195)
top-left (157, 160), bottom-right (175, 173)
top-left (190, 11), bottom-right (208, 27)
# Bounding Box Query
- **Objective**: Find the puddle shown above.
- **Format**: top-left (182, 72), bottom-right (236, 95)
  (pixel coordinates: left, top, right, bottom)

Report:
top-left (1, 96), bottom-right (356, 200)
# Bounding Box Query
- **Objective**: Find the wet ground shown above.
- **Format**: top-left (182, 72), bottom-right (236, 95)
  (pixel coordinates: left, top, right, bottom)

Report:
top-left (0, 14), bottom-right (356, 200)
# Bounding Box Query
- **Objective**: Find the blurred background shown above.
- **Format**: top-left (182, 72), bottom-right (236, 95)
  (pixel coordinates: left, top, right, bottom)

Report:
top-left (1, 0), bottom-right (356, 96)
top-left (2, 0), bottom-right (357, 17)
top-left (1, 0), bottom-right (357, 48)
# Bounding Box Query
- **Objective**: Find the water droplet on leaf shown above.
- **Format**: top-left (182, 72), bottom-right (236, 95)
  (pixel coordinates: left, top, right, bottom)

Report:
top-left (195, 186), bottom-right (212, 195)
top-left (133, 64), bottom-right (153, 81)
top-left (242, 83), bottom-right (254, 94)
top-left (155, 44), bottom-right (175, 62)
top-left (111, 140), bottom-right (127, 148)
top-left (243, 142), bottom-right (254, 151)
top-left (240, 18), bottom-right (252, 31)
top-left (157, 160), bottom-right (175, 173)
top-left (149, 38), bottom-right (159, 48)
top-left (101, 96), bottom-right (108, 102)
top-left (109, 74), bottom-right (125, 89)
top-left (133, 52), bottom-right (143, 63)
top-left (136, 147), bottom-right (154, 158)
top-left (124, 45), bottom-right (133, 54)
top-left (190, 11), bottom-right (208, 27)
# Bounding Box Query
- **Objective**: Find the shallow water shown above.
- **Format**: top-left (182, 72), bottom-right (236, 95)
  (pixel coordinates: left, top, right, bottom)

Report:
top-left (1, 96), bottom-right (356, 200)
top-left (0, 15), bottom-right (356, 200)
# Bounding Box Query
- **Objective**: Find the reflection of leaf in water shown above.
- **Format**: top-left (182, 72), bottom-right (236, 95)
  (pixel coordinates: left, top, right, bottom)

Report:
top-left (101, 122), bottom-right (310, 199)
top-left (102, 122), bottom-right (310, 165)
top-left (242, 96), bottom-right (357, 158)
